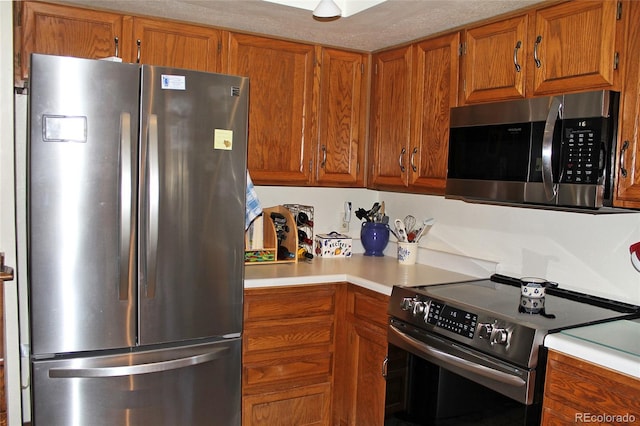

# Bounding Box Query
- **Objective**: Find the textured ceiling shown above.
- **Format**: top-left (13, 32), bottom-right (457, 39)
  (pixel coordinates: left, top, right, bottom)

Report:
top-left (56, 0), bottom-right (543, 52)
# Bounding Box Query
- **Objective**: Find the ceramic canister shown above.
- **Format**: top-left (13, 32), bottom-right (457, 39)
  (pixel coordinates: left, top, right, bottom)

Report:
top-left (520, 277), bottom-right (548, 298)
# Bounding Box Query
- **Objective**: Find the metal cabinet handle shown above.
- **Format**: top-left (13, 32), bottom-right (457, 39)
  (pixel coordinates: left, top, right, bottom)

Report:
top-left (321, 145), bottom-right (327, 168)
top-left (620, 140), bottom-right (629, 178)
top-left (119, 112), bottom-right (133, 301)
top-left (382, 356), bottom-right (388, 378)
top-left (533, 35), bottom-right (542, 68)
top-left (49, 348), bottom-right (227, 378)
top-left (513, 40), bottom-right (522, 72)
top-left (410, 147), bottom-right (418, 172)
top-left (114, 36), bottom-right (119, 58)
top-left (136, 39), bottom-right (141, 63)
top-left (399, 147), bottom-right (406, 173)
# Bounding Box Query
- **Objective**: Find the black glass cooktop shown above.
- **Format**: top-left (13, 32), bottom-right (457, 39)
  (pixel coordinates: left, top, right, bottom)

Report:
top-left (410, 274), bottom-right (639, 332)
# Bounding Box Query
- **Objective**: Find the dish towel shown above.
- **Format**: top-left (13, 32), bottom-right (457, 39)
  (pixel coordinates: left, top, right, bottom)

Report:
top-left (245, 170), bottom-right (262, 230)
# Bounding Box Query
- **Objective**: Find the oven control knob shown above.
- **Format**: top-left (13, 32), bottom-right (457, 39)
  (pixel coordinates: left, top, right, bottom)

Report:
top-left (400, 297), bottom-right (414, 311)
top-left (490, 328), bottom-right (509, 345)
top-left (412, 301), bottom-right (426, 316)
top-left (478, 323), bottom-right (493, 340)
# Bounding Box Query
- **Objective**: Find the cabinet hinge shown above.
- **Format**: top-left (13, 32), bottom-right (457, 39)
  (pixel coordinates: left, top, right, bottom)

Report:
top-left (13, 1), bottom-right (23, 27)
top-left (614, 52), bottom-right (620, 70)
top-left (616, 1), bottom-right (622, 20)
top-left (458, 42), bottom-right (466, 56)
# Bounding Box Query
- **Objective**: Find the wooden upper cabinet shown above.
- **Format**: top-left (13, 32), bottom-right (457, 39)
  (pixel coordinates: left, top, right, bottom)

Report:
top-left (369, 45), bottom-right (413, 189)
top-left (17, 1), bottom-right (123, 83)
top-left (411, 32), bottom-right (460, 194)
top-left (531, 0), bottom-right (620, 95)
top-left (227, 33), bottom-right (317, 185)
top-left (614, 0), bottom-right (640, 208)
top-left (460, 15), bottom-right (528, 103)
top-left (316, 47), bottom-right (367, 187)
top-left (126, 17), bottom-right (224, 72)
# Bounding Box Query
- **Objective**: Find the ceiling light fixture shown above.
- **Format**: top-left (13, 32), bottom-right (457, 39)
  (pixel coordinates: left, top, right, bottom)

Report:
top-left (313, 0), bottom-right (342, 18)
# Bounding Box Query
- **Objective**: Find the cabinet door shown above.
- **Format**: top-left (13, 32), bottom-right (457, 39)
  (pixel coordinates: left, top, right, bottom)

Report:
top-left (18, 1), bottom-right (123, 82)
top-left (316, 48), bottom-right (367, 187)
top-left (532, 0), bottom-right (619, 95)
top-left (461, 15), bottom-right (528, 103)
top-left (127, 17), bottom-right (224, 72)
top-left (615, 0), bottom-right (640, 208)
top-left (410, 32), bottom-right (460, 194)
top-left (369, 46), bottom-right (412, 189)
top-left (334, 285), bottom-right (388, 426)
top-left (228, 33), bottom-right (316, 185)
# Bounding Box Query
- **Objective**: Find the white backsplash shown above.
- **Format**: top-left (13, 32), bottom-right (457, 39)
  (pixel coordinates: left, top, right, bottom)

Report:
top-left (255, 186), bottom-right (640, 305)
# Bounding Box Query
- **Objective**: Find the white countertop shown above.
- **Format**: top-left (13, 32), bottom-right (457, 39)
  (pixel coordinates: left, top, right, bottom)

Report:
top-left (545, 319), bottom-right (640, 379)
top-left (244, 253), bottom-right (484, 295)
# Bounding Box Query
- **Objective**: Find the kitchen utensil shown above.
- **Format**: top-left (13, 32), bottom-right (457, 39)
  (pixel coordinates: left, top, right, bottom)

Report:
top-left (355, 208), bottom-right (369, 221)
top-left (386, 223), bottom-right (400, 240)
top-left (412, 218), bottom-right (435, 242)
top-left (403, 215), bottom-right (416, 233)
top-left (368, 202), bottom-right (381, 222)
top-left (630, 242), bottom-right (640, 272)
top-left (394, 219), bottom-right (408, 242)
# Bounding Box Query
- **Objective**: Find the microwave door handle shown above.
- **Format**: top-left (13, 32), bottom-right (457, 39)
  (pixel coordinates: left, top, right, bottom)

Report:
top-left (542, 96), bottom-right (562, 201)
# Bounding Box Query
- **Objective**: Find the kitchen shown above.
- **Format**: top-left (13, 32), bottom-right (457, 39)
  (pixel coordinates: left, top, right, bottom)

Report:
top-left (1, 0), bottom-right (640, 425)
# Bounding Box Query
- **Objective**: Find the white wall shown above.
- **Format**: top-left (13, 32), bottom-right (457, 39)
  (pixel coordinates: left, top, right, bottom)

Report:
top-left (255, 186), bottom-right (640, 304)
top-left (0, 3), bottom-right (23, 425)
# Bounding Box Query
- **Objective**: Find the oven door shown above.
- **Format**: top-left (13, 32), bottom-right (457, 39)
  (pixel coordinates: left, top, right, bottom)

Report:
top-left (386, 319), bottom-right (541, 425)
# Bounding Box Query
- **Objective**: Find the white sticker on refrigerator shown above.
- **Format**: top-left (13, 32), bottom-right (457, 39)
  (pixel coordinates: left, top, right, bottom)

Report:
top-left (161, 74), bottom-right (186, 90)
top-left (214, 129), bottom-right (233, 150)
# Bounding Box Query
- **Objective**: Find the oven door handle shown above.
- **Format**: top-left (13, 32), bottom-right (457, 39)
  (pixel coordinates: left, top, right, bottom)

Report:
top-left (389, 325), bottom-right (526, 387)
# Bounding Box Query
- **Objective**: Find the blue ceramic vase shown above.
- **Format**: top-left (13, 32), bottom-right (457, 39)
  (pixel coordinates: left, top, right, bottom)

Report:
top-left (361, 222), bottom-right (389, 256)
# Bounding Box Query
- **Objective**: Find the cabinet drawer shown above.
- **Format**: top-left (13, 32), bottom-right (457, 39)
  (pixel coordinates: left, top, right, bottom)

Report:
top-left (244, 316), bottom-right (334, 354)
top-left (244, 350), bottom-right (332, 389)
top-left (243, 382), bottom-right (332, 426)
top-left (348, 284), bottom-right (389, 328)
top-left (244, 285), bottom-right (337, 322)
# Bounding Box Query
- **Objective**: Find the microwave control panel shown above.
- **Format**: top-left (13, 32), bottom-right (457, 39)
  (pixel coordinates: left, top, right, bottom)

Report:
top-left (561, 118), bottom-right (606, 184)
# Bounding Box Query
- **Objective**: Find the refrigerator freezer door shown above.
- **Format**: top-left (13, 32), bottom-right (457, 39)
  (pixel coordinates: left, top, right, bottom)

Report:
top-left (31, 339), bottom-right (241, 426)
top-left (28, 54), bottom-right (139, 355)
top-left (138, 66), bottom-right (248, 345)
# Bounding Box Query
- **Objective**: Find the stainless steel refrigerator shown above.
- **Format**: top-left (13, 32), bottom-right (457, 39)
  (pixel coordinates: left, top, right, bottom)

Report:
top-left (26, 53), bottom-right (248, 426)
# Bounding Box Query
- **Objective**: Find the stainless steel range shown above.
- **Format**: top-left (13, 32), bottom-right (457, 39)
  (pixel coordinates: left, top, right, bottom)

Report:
top-left (385, 274), bottom-right (639, 425)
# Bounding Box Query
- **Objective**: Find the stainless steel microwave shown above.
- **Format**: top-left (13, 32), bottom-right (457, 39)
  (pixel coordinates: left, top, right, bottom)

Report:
top-left (446, 90), bottom-right (620, 211)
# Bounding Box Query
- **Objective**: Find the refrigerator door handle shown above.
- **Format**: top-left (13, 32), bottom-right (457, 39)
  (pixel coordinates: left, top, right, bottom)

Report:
top-left (146, 114), bottom-right (160, 298)
top-left (119, 112), bottom-right (133, 301)
top-left (48, 347), bottom-right (227, 379)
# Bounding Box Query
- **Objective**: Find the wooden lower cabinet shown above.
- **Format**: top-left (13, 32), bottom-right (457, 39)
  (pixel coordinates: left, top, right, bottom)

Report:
top-left (541, 350), bottom-right (640, 425)
top-left (242, 284), bottom-right (340, 426)
top-left (243, 283), bottom-right (390, 426)
top-left (333, 284), bottom-right (389, 426)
